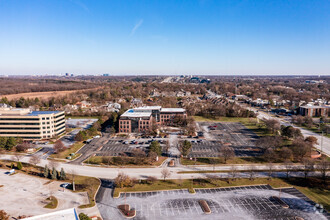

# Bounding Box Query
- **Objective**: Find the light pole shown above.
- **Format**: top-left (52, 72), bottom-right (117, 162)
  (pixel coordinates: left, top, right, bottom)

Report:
top-left (321, 131), bottom-right (324, 155)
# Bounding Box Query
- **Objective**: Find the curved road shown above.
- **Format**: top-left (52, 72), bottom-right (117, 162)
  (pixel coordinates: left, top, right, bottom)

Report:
top-left (0, 154), bottom-right (327, 180)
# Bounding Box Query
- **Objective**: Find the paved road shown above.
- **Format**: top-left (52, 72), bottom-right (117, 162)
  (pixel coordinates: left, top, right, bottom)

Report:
top-left (255, 109), bottom-right (330, 156)
top-left (1, 154), bottom-right (327, 180)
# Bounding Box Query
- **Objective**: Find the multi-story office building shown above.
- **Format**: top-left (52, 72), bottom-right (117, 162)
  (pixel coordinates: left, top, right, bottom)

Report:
top-left (0, 107), bottom-right (65, 140)
top-left (119, 106), bottom-right (186, 133)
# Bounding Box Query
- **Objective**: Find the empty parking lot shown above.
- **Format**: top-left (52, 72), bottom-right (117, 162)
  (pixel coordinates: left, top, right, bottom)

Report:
top-left (97, 183), bottom-right (328, 220)
top-left (190, 122), bottom-right (262, 158)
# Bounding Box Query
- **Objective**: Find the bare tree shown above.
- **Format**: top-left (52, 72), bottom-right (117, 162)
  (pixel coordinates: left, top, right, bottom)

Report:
top-left (263, 148), bottom-right (277, 163)
top-left (317, 159), bottom-right (330, 183)
top-left (48, 160), bottom-right (59, 170)
top-left (230, 165), bottom-right (238, 181)
top-left (29, 154), bottom-right (41, 166)
top-left (283, 160), bottom-right (293, 178)
top-left (161, 168), bottom-right (171, 181)
top-left (267, 163), bottom-right (274, 180)
top-left (54, 140), bottom-right (66, 153)
top-left (220, 146), bottom-right (235, 163)
top-left (248, 165), bottom-right (256, 180)
top-left (302, 158), bottom-right (315, 179)
top-left (209, 158), bottom-right (217, 171)
top-left (12, 152), bottom-right (23, 162)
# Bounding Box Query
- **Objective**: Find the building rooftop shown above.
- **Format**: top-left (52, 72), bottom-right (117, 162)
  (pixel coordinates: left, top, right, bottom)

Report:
top-left (24, 208), bottom-right (78, 220)
top-left (27, 111), bottom-right (63, 116)
top-left (121, 109), bottom-right (152, 118)
top-left (134, 106), bottom-right (162, 111)
top-left (300, 105), bottom-right (329, 109)
top-left (0, 108), bottom-right (63, 116)
top-left (160, 108), bottom-right (186, 113)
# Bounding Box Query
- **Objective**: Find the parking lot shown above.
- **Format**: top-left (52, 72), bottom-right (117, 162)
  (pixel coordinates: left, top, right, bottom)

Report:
top-left (0, 169), bottom-right (88, 218)
top-left (71, 135), bottom-right (169, 164)
top-left (97, 182), bottom-right (328, 220)
top-left (190, 122), bottom-right (262, 158)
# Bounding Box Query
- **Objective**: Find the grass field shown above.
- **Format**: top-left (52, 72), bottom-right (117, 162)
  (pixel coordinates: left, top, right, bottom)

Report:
top-left (49, 142), bottom-right (84, 160)
top-left (114, 177), bottom-right (330, 211)
top-left (44, 196), bottom-right (58, 209)
top-left (181, 157), bottom-right (267, 165)
top-left (84, 156), bottom-right (168, 167)
top-left (72, 175), bottom-right (101, 209)
top-left (0, 87), bottom-right (101, 100)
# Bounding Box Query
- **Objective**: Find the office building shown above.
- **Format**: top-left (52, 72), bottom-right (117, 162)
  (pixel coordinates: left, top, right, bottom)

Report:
top-left (0, 107), bottom-right (65, 140)
top-left (119, 106), bottom-right (186, 133)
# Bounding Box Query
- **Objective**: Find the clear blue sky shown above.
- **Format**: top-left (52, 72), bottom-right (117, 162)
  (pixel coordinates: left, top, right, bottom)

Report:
top-left (0, 0), bottom-right (329, 75)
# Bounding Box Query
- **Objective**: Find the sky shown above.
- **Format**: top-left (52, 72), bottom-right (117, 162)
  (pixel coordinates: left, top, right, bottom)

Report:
top-left (0, 0), bottom-right (329, 75)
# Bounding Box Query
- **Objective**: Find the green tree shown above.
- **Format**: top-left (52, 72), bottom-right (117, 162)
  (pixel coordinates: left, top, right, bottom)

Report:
top-left (16, 161), bottom-right (23, 170)
top-left (179, 140), bottom-right (192, 157)
top-left (79, 213), bottom-right (91, 220)
top-left (59, 168), bottom-right (66, 180)
top-left (75, 131), bottom-right (87, 141)
top-left (5, 137), bottom-right (17, 150)
top-left (149, 141), bottom-right (162, 156)
top-left (51, 167), bottom-right (58, 180)
top-left (44, 165), bottom-right (49, 178)
top-left (0, 137), bottom-right (8, 149)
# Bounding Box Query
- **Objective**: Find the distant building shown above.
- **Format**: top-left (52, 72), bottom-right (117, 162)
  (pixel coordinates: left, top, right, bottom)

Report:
top-left (130, 98), bottom-right (143, 107)
top-left (0, 107), bottom-right (65, 140)
top-left (103, 73), bottom-right (110, 76)
top-left (76, 101), bottom-right (91, 108)
top-left (104, 102), bottom-right (121, 112)
top-left (298, 105), bottom-right (329, 117)
top-left (119, 106), bottom-right (186, 133)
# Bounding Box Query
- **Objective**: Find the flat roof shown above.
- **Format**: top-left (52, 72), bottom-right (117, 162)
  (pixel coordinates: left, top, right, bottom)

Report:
top-left (160, 108), bottom-right (185, 113)
top-left (300, 105), bottom-right (329, 109)
top-left (134, 106), bottom-right (162, 111)
top-left (27, 111), bottom-right (63, 116)
top-left (24, 208), bottom-right (78, 220)
top-left (121, 109), bottom-right (152, 118)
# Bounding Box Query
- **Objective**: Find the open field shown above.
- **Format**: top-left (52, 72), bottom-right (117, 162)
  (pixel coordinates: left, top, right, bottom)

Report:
top-left (0, 87), bottom-right (101, 100)
top-left (181, 157), bottom-right (267, 165)
top-left (0, 168), bottom-right (88, 218)
top-left (85, 156), bottom-right (168, 167)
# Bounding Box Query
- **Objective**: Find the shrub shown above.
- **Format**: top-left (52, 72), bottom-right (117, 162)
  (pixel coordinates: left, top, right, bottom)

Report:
top-left (78, 213), bottom-right (91, 220)
top-left (51, 167), bottom-right (58, 180)
top-left (44, 165), bottom-right (49, 178)
top-left (114, 172), bottom-right (132, 188)
top-left (59, 168), bottom-right (66, 180)
top-left (146, 176), bottom-right (157, 184)
top-left (17, 161), bottom-right (23, 170)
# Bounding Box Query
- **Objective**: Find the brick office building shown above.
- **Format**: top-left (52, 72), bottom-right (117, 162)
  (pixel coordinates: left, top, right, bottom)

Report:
top-left (119, 106), bottom-right (186, 133)
top-left (298, 105), bottom-right (329, 117)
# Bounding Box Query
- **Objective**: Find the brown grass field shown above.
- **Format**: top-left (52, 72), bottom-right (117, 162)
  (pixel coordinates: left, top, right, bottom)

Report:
top-left (0, 87), bottom-right (101, 100)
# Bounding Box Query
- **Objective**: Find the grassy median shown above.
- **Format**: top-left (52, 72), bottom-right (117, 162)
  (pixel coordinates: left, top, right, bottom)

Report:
top-left (50, 142), bottom-right (84, 160)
